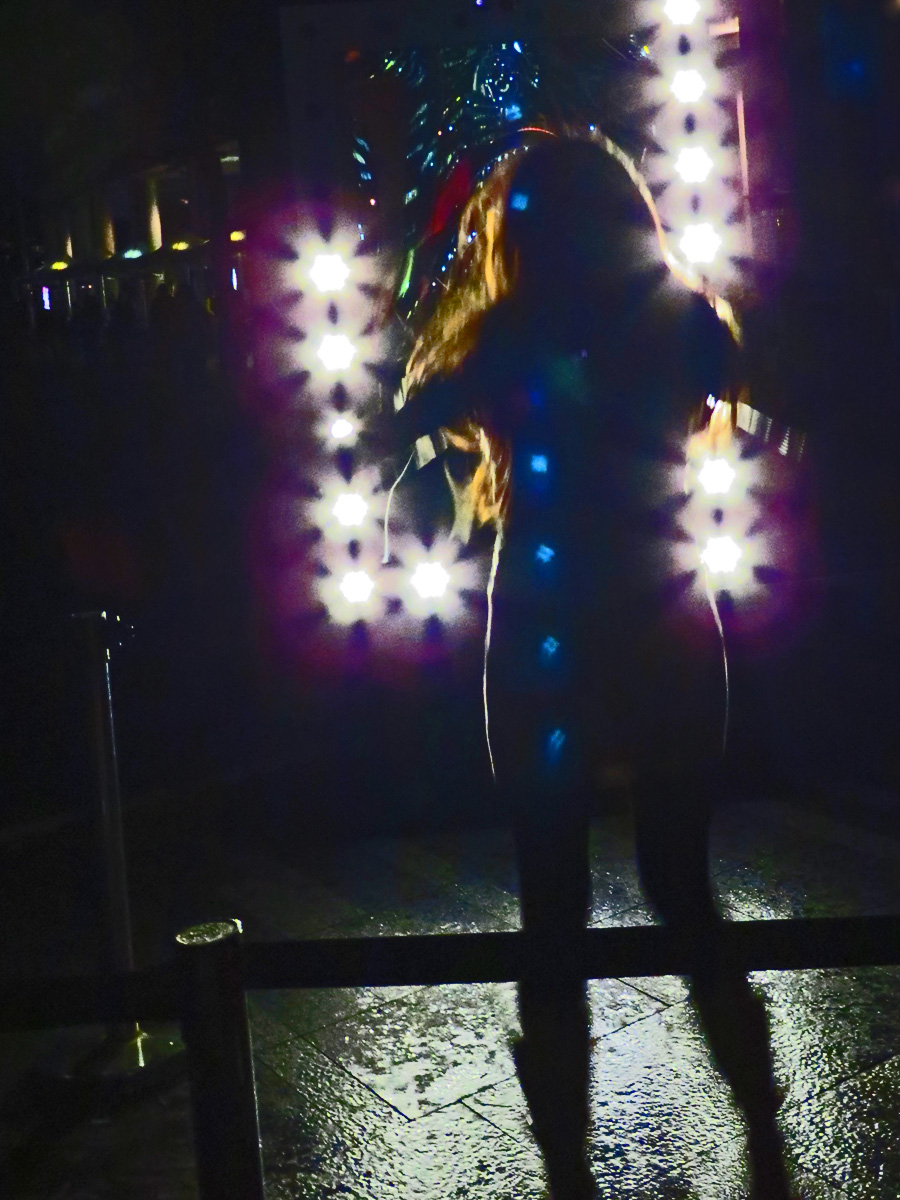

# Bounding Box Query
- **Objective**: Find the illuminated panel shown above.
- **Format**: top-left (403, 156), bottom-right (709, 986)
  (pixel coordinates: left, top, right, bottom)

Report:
top-left (643, 0), bottom-right (748, 287)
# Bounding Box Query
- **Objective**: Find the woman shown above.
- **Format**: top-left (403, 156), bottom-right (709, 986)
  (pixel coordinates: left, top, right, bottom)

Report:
top-left (392, 130), bottom-right (791, 1200)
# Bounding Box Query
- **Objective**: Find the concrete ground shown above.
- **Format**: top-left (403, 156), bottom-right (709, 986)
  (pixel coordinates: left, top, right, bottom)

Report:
top-left (2, 785), bottom-right (900, 1199)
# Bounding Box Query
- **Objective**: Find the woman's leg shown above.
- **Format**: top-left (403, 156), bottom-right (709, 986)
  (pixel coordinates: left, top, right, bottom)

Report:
top-left (633, 766), bottom-right (792, 1199)
top-left (513, 784), bottom-right (594, 1199)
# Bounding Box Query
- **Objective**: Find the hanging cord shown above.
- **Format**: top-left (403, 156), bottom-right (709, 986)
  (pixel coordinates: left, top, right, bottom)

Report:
top-left (482, 524), bottom-right (504, 780)
top-left (702, 568), bottom-right (731, 757)
top-left (381, 449), bottom-right (416, 564)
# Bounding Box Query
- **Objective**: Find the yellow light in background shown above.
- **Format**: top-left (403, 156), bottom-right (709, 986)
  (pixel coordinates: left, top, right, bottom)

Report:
top-left (664, 0), bottom-right (700, 22)
top-left (309, 253), bottom-right (350, 293)
top-left (698, 458), bottom-right (737, 495)
top-left (50, 261), bottom-right (68, 271)
top-left (149, 200), bottom-right (162, 252)
top-left (230, 230), bottom-right (246, 242)
top-left (679, 223), bottom-right (721, 263)
top-left (701, 535), bottom-right (742, 575)
top-left (172, 241), bottom-right (189, 251)
top-left (674, 146), bottom-right (714, 183)
top-left (671, 70), bottom-right (707, 103)
top-left (317, 333), bottom-right (357, 372)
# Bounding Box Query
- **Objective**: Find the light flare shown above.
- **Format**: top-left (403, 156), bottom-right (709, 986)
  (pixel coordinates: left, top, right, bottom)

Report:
top-left (698, 458), bottom-right (737, 495)
top-left (310, 253), bottom-right (351, 293)
top-left (701, 535), bottom-right (743, 575)
top-left (317, 333), bottom-right (357, 372)
top-left (680, 223), bottom-right (722, 264)
top-left (671, 70), bottom-right (707, 103)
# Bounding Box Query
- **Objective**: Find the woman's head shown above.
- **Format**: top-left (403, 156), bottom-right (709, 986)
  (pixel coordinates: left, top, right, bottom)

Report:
top-left (500, 137), bottom-right (663, 317)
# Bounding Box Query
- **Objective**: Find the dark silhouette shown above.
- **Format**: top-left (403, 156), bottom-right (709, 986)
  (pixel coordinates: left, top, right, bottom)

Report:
top-left (394, 133), bottom-right (792, 1199)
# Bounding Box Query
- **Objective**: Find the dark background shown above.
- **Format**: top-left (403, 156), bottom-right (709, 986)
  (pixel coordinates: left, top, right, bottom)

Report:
top-left (1, 0), bottom-right (898, 844)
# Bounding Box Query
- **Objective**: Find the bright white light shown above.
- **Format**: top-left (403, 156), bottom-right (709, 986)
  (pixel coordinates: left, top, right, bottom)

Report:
top-left (332, 492), bottom-right (368, 527)
top-left (701, 535), bottom-right (742, 575)
top-left (310, 253), bottom-right (350, 293)
top-left (330, 417), bottom-right (355, 442)
top-left (231, 268), bottom-right (238, 290)
top-left (42, 286), bottom-right (50, 311)
top-left (122, 248), bottom-right (142, 259)
top-left (698, 458), bottom-right (737, 495)
top-left (680, 223), bottom-right (722, 264)
top-left (672, 70), bottom-right (707, 103)
top-left (664, 0), bottom-right (700, 23)
top-left (410, 562), bottom-right (450, 600)
top-left (674, 146), bottom-right (714, 183)
top-left (317, 334), bottom-right (357, 371)
top-left (339, 570), bottom-right (375, 603)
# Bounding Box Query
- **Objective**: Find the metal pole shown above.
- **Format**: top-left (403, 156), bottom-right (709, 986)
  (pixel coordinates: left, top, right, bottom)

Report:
top-left (67, 610), bottom-right (183, 1082)
top-left (78, 609), bottom-right (135, 977)
top-left (177, 920), bottom-right (265, 1200)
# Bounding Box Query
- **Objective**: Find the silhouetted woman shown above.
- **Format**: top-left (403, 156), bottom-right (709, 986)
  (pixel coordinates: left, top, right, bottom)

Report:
top-left (392, 131), bottom-right (792, 1200)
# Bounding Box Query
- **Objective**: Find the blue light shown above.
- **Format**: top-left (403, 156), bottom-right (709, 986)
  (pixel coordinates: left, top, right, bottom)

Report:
top-left (41, 286), bottom-right (50, 311)
top-left (231, 268), bottom-right (238, 290)
top-left (535, 544), bottom-right (555, 563)
top-left (504, 104), bottom-right (523, 121)
top-left (541, 636), bottom-right (560, 660)
top-left (510, 191), bottom-right (529, 211)
top-left (513, 40), bottom-right (522, 52)
top-left (530, 454), bottom-right (548, 474)
top-left (547, 728), bottom-right (567, 759)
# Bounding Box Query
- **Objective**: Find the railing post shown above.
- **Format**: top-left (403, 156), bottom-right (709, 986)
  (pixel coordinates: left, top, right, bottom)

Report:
top-left (177, 920), bottom-right (265, 1200)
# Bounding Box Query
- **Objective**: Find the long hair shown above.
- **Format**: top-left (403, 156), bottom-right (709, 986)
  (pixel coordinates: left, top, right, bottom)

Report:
top-left (399, 127), bottom-right (741, 538)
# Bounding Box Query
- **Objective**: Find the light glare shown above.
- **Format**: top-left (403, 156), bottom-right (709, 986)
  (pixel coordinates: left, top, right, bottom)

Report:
top-left (332, 492), bottom-right (368, 526)
top-left (339, 570), bottom-right (375, 603)
top-left (310, 253), bottom-right (351, 293)
top-left (664, 0), bottom-right (700, 23)
top-left (700, 536), bottom-right (742, 575)
top-left (410, 562), bottom-right (450, 600)
top-left (330, 417), bottom-right (355, 442)
top-left (671, 70), bottom-right (707, 103)
top-left (674, 147), bottom-right (714, 183)
top-left (680, 223), bottom-right (722, 264)
top-left (317, 334), bottom-right (357, 371)
top-left (698, 458), bottom-right (736, 495)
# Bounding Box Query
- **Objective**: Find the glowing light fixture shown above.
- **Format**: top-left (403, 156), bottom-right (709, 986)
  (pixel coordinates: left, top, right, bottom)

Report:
top-left (410, 562), bottom-right (450, 600)
top-left (674, 146), bottom-right (714, 183)
top-left (310, 253), bottom-right (351, 293)
top-left (536, 544), bottom-right (555, 563)
top-left (172, 241), bottom-right (189, 251)
top-left (330, 417), bottom-right (356, 442)
top-left (317, 334), bottom-right (357, 372)
top-left (530, 454), bottom-right (548, 474)
top-left (42, 286), bottom-right (51, 310)
top-left (700, 535), bottom-right (742, 575)
top-left (664, 0), bottom-right (700, 23)
top-left (231, 268), bottom-right (238, 290)
top-left (698, 457), bottom-right (736, 495)
top-left (339, 570), bottom-right (375, 604)
top-left (230, 230), bottom-right (246, 242)
top-left (50, 261), bottom-right (68, 271)
top-left (680, 223), bottom-right (722, 264)
top-left (332, 492), bottom-right (368, 527)
top-left (671, 70), bottom-right (707, 103)
top-left (123, 249), bottom-right (143, 259)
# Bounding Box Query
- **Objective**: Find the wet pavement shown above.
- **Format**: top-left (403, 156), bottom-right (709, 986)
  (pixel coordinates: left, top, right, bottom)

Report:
top-left (2, 788), bottom-right (900, 1198)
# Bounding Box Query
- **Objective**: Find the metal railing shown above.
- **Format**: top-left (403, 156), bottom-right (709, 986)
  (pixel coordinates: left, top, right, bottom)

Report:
top-left (3, 913), bottom-right (900, 1200)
